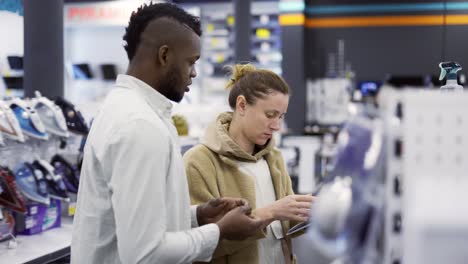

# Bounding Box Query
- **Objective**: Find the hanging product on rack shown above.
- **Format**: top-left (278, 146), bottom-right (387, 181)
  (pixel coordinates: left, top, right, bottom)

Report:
top-left (51, 154), bottom-right (80, 194)
top-left (14, 162), bottom-right (50, 205)
top-left (8, 98), bottom-right (48, 140)
top-left (0, 100), bottom-right (24, 142)
top-left (31, 91), bottom-right (69, 138)
top-left (0, 91), bottom-right (88, 244)
top-left (0, 166), bottom-right (27, 214)
top-left (32, 160), bottom-right (70, 201)
top-left (54, 96), bottom-right (89, 135)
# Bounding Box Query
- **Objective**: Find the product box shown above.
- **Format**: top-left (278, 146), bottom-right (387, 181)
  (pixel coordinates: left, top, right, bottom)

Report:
top-left (43, 199), bottom-right (61, 231)
top-left (14, 199), bottom-right (61, 235)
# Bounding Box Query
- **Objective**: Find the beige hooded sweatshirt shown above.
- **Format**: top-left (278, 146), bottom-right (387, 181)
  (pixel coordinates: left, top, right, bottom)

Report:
top-left (184, 112), bottom-right (300, 264)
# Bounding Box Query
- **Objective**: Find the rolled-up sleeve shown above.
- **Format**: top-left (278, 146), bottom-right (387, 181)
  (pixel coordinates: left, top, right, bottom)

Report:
top-left (191, 205), bottom-right (200, 227)
top-left (107, 118), bottom-right (219, 263)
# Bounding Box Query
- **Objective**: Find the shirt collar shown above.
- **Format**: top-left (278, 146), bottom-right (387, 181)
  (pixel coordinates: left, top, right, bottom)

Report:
top-left (115, 74), bottom-right (173, 118)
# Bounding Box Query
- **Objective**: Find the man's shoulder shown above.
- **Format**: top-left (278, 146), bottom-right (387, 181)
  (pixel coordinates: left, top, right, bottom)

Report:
top-left (103, 87), bottom-right (148, 112)
top-left (102, 88), bottom-right (162, 123)
top-left (89, 89), bottom-right (168, 145)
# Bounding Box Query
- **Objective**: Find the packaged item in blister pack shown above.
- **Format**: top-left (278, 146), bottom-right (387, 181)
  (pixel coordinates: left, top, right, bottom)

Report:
top-left (306, 111), bottom-right (386, 263)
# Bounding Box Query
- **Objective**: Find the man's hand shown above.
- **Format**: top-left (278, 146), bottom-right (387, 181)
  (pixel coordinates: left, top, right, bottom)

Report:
top-left (197, 197), bottom-right (248, 226)
top-left (216, 204), bottom-right (264, 240)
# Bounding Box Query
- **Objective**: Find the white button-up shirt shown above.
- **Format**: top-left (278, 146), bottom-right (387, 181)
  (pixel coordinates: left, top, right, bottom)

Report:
top-left (71, 74), bottom-right (219, 264)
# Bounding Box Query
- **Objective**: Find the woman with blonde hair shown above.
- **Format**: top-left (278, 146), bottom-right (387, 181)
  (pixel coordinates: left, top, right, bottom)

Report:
top-left (184, 64), bottom-right (313, 264)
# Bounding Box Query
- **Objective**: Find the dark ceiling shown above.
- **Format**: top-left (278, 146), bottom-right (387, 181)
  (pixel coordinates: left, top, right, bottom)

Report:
top-left (64, 0), bottom-right (275, 3)
top-left (62, 0), bottom-right (225, 3)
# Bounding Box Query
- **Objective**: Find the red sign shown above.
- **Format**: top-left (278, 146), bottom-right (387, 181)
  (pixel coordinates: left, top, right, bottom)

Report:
top-left (64, 1), bottom-right (199, 27)
top-left (64, 2), bottom-right (146, 26)
top-left (67, 7), bottom-right (127, 21)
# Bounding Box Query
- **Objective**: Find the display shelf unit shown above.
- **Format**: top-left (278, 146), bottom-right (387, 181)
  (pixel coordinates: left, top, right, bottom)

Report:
top-left (0, 217), bottom-right (72, 264)
top-left (191, 1), bottom-right (282, 97)
top-left (382, 88), bottom-right (468, 264)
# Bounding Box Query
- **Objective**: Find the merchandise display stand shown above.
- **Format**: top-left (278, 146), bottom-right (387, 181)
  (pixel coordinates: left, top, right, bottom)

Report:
top-left (0, 217), bottom-right (72, 264)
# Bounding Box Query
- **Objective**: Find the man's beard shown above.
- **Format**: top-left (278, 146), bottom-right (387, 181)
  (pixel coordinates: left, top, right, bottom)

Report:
top-left (158, 66), bottom-right (184, 103)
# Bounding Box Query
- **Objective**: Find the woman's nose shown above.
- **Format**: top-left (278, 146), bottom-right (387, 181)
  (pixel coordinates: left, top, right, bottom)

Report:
top-left (270, 119), bottom-right (281, 131)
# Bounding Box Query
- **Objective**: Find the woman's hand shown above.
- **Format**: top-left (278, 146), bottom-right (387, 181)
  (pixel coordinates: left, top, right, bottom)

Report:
top-left (256, 194), bottom-right (315, 224)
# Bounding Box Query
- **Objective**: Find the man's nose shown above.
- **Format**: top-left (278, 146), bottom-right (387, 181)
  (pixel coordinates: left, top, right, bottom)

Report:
top-left (190, 66), bottom-right (197, 78)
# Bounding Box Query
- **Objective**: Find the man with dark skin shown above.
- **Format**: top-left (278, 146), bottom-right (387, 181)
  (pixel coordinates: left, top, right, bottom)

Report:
top-left (128, 17), bottom-right (198, 103)
top-left (71, 3), bottom-right (263, 264)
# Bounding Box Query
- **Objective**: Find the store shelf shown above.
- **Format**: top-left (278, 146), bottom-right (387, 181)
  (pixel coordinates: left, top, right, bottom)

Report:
top-left (251, 35), bottom-right (281, 44)
top-left (0, 217), bottom-right (72, 264)
top-left (204, 31), bottom-right (230, 37)
top-left (250, 11), bottom-right (282, 75)
top-left (251, 21), bottom-right (280, 29)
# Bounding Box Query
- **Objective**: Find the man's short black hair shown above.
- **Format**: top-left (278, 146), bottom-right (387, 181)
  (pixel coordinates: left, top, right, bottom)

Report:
top-left (123, 2), bottom-right (202, 61)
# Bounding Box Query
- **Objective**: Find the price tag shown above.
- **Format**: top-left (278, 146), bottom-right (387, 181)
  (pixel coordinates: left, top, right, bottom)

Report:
top-left (256, 28), bottom-right (271, 39)
top-left (26, 218), bottom-right (34, 229)
top-left (206, 23), bottom-right (214, 32)
top-left (227, 15), bottom-right (235, 26)
top-left (69, 202), bottom-right (76, 216)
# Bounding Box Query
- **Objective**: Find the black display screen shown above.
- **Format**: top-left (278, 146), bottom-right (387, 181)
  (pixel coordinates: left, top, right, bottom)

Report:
top-left (72, 63), bottom-right (93, 79)
top-left (7, 56), bottom-right (23, 70)
top-left (3, 76), bottom-right (23, 89)
top-left (100, 64), bottom-right (117, 80)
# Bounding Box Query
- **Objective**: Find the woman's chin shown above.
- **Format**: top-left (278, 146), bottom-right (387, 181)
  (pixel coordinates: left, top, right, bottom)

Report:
top-left (255, 139), bottom-right (269, 146)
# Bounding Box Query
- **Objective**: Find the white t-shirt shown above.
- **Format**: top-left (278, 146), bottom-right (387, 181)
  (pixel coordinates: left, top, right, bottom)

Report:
top-left (238, 158), bottom-right (286, 264)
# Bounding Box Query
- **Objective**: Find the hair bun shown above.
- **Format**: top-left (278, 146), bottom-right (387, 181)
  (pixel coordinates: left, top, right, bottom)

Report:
top-left (225, 63), bottom-right (257, 90)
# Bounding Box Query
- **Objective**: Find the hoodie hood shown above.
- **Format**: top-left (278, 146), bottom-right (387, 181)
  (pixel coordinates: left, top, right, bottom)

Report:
top-left (201, 112), bottom-right (275, 162)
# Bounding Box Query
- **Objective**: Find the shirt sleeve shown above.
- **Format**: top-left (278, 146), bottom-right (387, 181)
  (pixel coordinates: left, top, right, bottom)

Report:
top-left (107, 118), bottom-right (219, 264)
top-left (191, 205), bottom-right (200, 227)
top-left (184, 147), bottom-right (267, 258)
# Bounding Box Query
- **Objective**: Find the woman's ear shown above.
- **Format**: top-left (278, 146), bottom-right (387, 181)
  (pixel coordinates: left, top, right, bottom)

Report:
top-left (236, 95), bottom-right (247, 116)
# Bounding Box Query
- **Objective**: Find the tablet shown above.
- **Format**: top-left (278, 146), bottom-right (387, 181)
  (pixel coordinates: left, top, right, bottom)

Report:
top-left (286, 183), bottom-right (323, 236)
top-left (286, 221), bottom-right (312, 236)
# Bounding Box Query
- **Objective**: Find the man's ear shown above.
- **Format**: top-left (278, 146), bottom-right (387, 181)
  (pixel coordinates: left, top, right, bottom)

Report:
top-left (157, 45), bottom-right (170, 66)
top-left (236, 95), bottom-right (247, 116)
